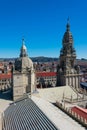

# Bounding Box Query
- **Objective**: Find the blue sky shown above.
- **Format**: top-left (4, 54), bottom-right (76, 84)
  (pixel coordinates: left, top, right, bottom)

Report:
top-left (0, 0), bottom-right (87, 58)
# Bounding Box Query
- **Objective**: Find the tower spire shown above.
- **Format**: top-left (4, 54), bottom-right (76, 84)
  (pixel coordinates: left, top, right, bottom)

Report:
top-left (66, 17), bottom-right (70, 32)
top-left (67, 17), bottom-right (69, 24)
top-left (22, 38), bottom-right (25, 45)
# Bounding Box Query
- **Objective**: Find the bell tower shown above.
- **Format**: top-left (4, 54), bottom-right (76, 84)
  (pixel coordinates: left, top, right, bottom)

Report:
top-left (60, 20), bottom-right (76, 74)
top-left (57, 20), bottom-right (80, 89)
top-left (12, 39), bottom-right (35, 101)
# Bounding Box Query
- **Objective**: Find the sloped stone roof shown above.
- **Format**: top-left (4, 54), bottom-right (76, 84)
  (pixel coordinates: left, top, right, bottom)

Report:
top-left (3, 98), bottom-right (58, 130)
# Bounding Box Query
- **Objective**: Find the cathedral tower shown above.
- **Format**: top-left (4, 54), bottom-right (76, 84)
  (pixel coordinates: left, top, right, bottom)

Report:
top-left (12, 39), bottom-right (35, 101)
top-left (57, 20), bottom-right (80, 89)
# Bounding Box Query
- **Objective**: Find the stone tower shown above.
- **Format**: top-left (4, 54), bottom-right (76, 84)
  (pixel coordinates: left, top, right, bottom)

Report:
top-left (57, 20), bottom-right (80, 89)
top-left (12, 39), bottom-right (35, 101)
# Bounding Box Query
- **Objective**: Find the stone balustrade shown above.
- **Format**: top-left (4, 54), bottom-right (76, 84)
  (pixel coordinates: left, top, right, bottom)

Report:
top-left (56, 101), bottom-right (87, 128)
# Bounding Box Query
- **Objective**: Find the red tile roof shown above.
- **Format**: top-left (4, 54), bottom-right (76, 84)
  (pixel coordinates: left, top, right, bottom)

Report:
top-left (0, 73), bottom-right (11, 79)
top-left (0, 63), bottom-right (3, 66)
top-left (71, 106), bottom-right (87, 120)
top-left (36, 72), bottom-right (57, 77)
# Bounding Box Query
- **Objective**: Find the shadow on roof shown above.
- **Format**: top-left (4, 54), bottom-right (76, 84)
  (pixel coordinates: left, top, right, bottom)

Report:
top-left (0, 89), bottom-right (12, 100)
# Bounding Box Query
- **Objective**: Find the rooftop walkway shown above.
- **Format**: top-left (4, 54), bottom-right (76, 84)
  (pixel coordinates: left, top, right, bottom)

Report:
top-left (32, 96), bottom-right (86, 130)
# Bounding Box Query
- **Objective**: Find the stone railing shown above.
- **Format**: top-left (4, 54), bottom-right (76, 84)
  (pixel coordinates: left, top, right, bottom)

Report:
top-left (0, 112), bottom-right (3, 130)
top-left (64, 97), bottom-right (87, 103)
top-left (56, 101), bottom-right (87, 128)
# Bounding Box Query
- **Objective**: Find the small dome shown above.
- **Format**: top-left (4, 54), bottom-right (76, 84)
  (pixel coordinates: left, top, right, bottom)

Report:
top-left (21, 44), bottom-right (27, 50)
top-left (15, 56), bottom-right (33, 72)
top-left (22, 57), bottom-right (33, 69)
top-left (20, 39), bottom-right (28, 57)
top-left (21, 39), bottom-right (27, 51)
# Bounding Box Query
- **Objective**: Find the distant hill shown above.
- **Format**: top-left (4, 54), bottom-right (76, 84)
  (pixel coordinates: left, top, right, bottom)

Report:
top-left (0, 57), bottom-right (87, 64)
top-left (31, 56), bottom-right (58, 62)
top-left (0, 57), bottom-right (58, 62)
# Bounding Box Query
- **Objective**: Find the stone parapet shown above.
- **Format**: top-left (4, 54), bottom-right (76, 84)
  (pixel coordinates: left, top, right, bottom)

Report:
top-left (56, 101), bottom-right (87, 128)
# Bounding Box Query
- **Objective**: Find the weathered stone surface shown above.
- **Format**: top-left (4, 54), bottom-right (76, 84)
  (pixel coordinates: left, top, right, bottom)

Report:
top-left (57, 21), bottom-right (80, 89)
